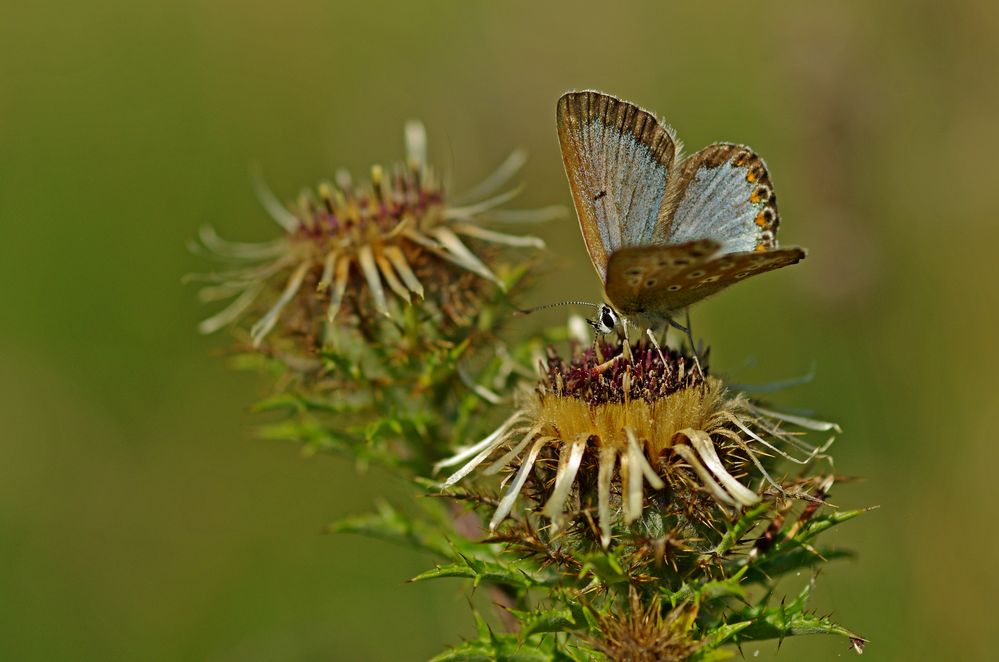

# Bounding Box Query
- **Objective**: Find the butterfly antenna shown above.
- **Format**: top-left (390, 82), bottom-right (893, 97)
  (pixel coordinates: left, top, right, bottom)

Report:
top-left (514, 300), bottom-right (600, 317)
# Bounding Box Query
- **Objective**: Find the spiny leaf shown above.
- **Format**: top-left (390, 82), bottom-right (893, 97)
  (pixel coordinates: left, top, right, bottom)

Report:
top-left (745, 546), bottom-right (854, 582)
top-left (663, 567), bottom-right (748, 606)
top-left (250, 391), bottom-right (370, 415)
top-left (727, 577), bottom-right (866, 648)
top-left (506, 607), bottom-right (577, 637)
top-left (712, 503), bottom-right (770, 556)
top-left (794, 508), bottom-right (872, 544)
top-left (318, 349), bottom-right (367, 381)
top-left (256, 418), bottom-right (355, 453)
top-left (431, 632), bottom-right (561, 662)
top-left (576, 550), bottom-right (629, 585)
top-left (692, 621), bottom-right (751, 659)
top-left (729, 610), bottom-right (865, 646)
top-left (410, 556), bottom-right (554, 589)
top-left (326, 500), bottom-right (453, 558)
top-left (249, 392), bottom-right (305, 414)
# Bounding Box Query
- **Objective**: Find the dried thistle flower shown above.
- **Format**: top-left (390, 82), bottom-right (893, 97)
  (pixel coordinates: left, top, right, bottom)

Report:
top-left (587, 587), bottom-right (701, 662)
top-left (190, 121), bottom-right (560, 347)
top-left (437, 336), bottom-right (837, 546)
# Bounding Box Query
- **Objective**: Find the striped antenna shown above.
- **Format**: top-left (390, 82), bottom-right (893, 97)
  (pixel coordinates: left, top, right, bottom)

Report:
top-left (514, 300), bottom-right (600, 317)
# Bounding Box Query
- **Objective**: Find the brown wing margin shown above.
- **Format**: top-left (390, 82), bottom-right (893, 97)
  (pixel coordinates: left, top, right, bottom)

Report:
top-left (651, 247), bottom-right (807, 311)
top-left (557, 91), bottom-right (679, 279)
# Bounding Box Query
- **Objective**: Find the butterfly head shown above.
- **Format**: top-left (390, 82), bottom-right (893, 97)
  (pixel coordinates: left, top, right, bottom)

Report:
top-left (587, 304), bottom-right (620, 335)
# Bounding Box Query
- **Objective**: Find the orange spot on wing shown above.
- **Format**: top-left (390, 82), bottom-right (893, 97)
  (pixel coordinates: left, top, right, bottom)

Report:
top-left (755, 211), bottom-right (767, 227)
top-left (750, 191), bottom-right (761, 203)
top-left (755, 244), bottom-right (767, 252)
top-left (746, 170), bottom-right (757, 183)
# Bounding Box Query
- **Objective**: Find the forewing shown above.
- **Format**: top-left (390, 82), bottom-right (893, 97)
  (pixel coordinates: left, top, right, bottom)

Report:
top-left (660, 143), bottom-right (781, 254)
top-left (604, 240), bottom-right (721, 316)
top-left (557, 91), bottom-right (680, 280)
top-left (616, 246), bottom-right (807, 316)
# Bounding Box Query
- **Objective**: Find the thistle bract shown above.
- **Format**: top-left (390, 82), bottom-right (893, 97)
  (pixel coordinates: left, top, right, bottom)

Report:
top-left (439, 337), bottom-right (838, 546)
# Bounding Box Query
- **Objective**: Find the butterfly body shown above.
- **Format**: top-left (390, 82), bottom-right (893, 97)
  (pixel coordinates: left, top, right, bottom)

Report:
top-left (557, 91), bottom-right (805, 332)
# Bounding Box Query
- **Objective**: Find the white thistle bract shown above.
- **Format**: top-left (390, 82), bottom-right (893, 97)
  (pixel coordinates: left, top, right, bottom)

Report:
top-left (438, 339), bottom-right (837, 546)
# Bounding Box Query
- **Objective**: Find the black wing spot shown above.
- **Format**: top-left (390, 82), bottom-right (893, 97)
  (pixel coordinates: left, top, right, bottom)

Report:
top-left (593, 190), bottom-right (607, 201)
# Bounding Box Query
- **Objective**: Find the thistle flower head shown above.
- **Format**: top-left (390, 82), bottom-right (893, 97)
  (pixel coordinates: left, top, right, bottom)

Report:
top-left (191, 121), bottom-right (559, 347)
top-left (438, 336), bottom-right (837, 546)
top-left (588, 588), bottom-right (701, 662)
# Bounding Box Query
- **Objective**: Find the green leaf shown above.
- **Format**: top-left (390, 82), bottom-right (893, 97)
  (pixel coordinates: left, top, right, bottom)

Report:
top-left (663, 567), bottom-right (748, 607)
top-left (730, 610), bottom-right (864, 644)
top-left (689, 645), bottom-right (738, 662)
top-left (712, 503), bottom-right (770, 556)
top-left (738, 507), bottom-right (871, 582)
top-left (576, 550), bottom-right (629, 585)
top-left (249, 392), bottom-right (305, 414)
top-left (431, 638), bottom-right (554, 662)
top-left (326, 500), bottom-right (453, 558)
top-left (429, 640), bottom-right (494, 661)
top-left (256, 418), bottom-right (355, 454)
top-left (726, 577), bottom-right (866, 646)
top-left (318, 349), bottom-right (367, 382)
top-left (697, 621), bottom-right (753, 651)
top-left (431, 622), bottom-right (567, 662)
top-left (410, 555), bottom-right (553, 589)
top-left (794, 508), bottom-right (871, 544)
top-left (507, 607), bottom-right (577, 637)
top-left (746, 546), bottom-right (854, 582)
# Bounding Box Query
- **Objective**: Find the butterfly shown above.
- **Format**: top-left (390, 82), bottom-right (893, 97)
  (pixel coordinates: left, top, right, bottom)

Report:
top-left (556, 90), bottom-right (805, 342)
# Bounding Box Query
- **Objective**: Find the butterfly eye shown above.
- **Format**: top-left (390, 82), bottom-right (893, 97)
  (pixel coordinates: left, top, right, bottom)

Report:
top-left (600, 306), bottom-right (617, 330)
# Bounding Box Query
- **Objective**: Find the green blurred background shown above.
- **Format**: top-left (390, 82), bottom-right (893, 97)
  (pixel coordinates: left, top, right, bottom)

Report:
top-left (2, 1), bottom-right (997, 659)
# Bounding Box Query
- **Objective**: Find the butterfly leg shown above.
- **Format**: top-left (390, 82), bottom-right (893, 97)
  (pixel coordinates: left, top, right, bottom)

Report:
top-left (620, 317), bottom-right (633, 361)
top-left (645, 327), bottom-right (668, 367)
top-left (668, 315), bottom-right (704, 378)
top-left (590, 332), bottom-right (617, 374)
top-left (590, 319), bottom-right (628, 375)
top-left (683, 308), bottom-right (706, 363)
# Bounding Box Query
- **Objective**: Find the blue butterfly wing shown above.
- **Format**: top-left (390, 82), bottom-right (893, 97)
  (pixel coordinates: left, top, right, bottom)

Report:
top-left (664, 143), bottom-right (781, 254)
top-left (557, 91), bottom-right (680, 280)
